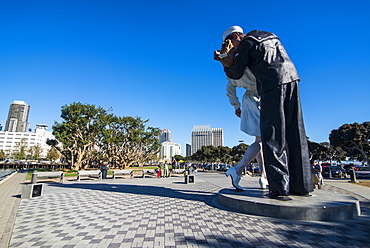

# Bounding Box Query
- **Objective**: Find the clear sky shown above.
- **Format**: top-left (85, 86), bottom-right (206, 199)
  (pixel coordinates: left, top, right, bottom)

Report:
top-left (1, 0), bottom-right (369, 155)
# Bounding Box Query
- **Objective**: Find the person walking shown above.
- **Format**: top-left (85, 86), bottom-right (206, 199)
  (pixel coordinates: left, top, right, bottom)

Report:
top-left (312, 161), bottom-right (323, 189)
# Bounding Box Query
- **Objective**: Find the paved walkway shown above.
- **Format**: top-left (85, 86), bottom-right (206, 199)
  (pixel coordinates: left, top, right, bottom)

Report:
top-left (1, 171), bottom-right (370, 248)
top-left (0, 171), bottom-right (27, 248)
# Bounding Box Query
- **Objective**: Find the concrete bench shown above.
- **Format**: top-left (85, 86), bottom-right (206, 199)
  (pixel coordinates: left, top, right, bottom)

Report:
top-left (143, 169), bottom-right (157, 178)
top-left (112, 170), bottom-right (133, 179)
top-left (32, 171), bottom-right (64, 183)
top-left (77, 170), bottom-right (101, 181)
top-left (171, 169), bottom-right (185, 174)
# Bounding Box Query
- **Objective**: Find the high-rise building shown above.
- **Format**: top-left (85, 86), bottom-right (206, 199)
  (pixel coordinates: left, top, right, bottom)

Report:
top-left (5, 100), bottom-right (30, 132)
top-left (186, 144), bottom-right (191, 157)
top-left (212, 127), bottom-right (224, 148)
top-left (159, 129), bottom-right (171, 143)
top-left (191, 125), bottom-right (224, 155)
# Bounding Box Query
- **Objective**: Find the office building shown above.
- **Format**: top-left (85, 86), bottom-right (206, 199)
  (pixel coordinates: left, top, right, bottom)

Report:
top-left (159, 129), bottom-right (171, 143)
top-left (186, 144), bottom-right (191, 157)
top-left (0, 124), bottom-right (55, 159)
top-left (191, 125), bottom-right (224, 155)
top-left (5, 100), bottom-right (30, 132)
top-left (212, 127), bottom-right (224, 147)
top-left (159, 141), bottom-right (181, 162)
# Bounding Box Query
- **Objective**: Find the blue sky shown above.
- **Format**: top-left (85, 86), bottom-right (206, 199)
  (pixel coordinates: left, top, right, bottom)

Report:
top-left (1, 0), bottom-right (369, 155)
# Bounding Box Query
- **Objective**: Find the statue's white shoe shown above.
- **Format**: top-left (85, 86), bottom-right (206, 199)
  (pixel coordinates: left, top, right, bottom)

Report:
top-left (225, 167), bottom-right (243, 191)
top-left (259, 177), bottom-right (268, 189)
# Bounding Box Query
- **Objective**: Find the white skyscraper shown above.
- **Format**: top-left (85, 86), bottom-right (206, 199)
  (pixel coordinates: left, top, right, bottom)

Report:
top-left (211, 127), bottom-right (224, 148)
top-left (191, 125), bottom-right (224, 155)
top-left (159, 129), bottom-right (171, 143)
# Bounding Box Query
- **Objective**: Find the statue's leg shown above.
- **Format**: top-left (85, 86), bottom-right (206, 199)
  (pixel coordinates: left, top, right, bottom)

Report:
top-left (235, 137), bottom-right (262, 176)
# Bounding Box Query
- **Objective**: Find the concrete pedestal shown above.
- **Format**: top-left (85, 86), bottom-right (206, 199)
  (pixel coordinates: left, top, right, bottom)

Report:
top-left (184, 175), bottom-right (195, 184)
top-left (218, 188), bottom-right (360, 221)
top-left (21, 183), bottom-right (44, 199)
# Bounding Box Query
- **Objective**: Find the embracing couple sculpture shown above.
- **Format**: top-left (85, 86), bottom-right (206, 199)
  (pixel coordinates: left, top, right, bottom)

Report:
top-left (214, 26), bottom-right (313, 200)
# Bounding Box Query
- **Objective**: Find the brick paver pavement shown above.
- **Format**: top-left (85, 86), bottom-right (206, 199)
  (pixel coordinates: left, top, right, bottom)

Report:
top-left (4, 172), bottom-right (370, 248)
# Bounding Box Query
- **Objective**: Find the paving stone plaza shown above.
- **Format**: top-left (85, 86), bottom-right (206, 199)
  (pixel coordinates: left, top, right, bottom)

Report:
top-left (1, 171), bottom-right (370, 247)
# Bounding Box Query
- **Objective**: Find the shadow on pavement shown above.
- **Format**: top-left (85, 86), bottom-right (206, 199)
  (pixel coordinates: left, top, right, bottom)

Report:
top-left (47, 181), bottom-right (219, 207)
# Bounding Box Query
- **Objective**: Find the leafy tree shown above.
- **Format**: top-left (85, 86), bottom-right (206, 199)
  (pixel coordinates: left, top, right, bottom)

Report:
top-left (190, 145), bottom-right (232, 163)
top-left (191, 145), bottom-right (215, 162)
top-left (99, 116), bottom-right (161, 169)
top-left (0, 150), bottom-right (5, 160)
top-left (230, 143), bottom-right (249, 163)
top-left (46, 147), bottom-right (60, 163)
top-left (26, 145), bottom-right (42, 160)
top-left (26, 147), bottom-right (34, 160)
top-left (48, 102), bottom-right (112, 170)
top-left (217, 146), bottom-right (232, 163)
top-left (173, 155), bottom-right (185, 162)
top-left (329, 122), bottom-right (370, 164)
top-left (320, 142), bottom-right (346, 162)
top-left (13, 138), bottom-right (28, 160)
top-left (308, 140), bottom-right (327, 161)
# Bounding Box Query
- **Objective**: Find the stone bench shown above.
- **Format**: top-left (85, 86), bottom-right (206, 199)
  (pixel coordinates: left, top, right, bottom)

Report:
top-left (171, 169), bottom-right (185, 174)
top-left (32, 171), bottom-right (64, 183)
top-left (143, 169), bottom-right (157, 178)
top-left (77, 170), bottom-right (101, 181)
top-left (112, 170), bottom-right (133, 179)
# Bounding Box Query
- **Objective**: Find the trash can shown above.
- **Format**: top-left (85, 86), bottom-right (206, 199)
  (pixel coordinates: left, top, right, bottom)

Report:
top-left (101, 166), bottom-right (108, 179)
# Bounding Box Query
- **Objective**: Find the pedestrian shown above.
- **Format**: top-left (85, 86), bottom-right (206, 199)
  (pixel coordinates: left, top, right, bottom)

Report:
top-left (163, 163), bottom-right (169, 178)
top-left (100, 163), bottom-right (109, 180)
top-left (215, 26), bottom-right (313, 199)
top-left (312, 161), bottom-right (323, 189)
top-left (156, 165), bottom-right (161, 178)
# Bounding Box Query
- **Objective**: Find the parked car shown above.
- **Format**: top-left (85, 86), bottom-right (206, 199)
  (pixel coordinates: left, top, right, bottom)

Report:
top-left (343, 164), bottom-right (355, 174)
top-left (355, 167), bottom-right (370, 178)
top-left (321, 163), bottom-right (331, 168)
top-left (322, 166), bottom-right (345, 178)
top-left (216, 164), bottom-right (230, 172)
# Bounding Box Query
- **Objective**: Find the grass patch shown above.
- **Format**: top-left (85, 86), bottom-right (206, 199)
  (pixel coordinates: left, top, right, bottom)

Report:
top-left (358, 181), bottom-right (370, 188)
top-left (25, 166), bottom-right (165, 180)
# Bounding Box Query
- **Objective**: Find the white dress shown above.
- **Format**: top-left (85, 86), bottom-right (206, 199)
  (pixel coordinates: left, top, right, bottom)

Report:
top-left (226, 67), bottom-right (261, 137)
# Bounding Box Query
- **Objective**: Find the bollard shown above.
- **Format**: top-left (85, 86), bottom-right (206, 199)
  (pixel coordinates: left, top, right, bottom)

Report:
top-left (348, 169), bottom-right (358, 183)
top-left (31, 170), bottom-right (38, 184)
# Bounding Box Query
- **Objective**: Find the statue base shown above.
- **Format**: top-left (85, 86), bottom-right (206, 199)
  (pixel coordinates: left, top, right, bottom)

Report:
top-left (218, 188), bottom-right (360, 221)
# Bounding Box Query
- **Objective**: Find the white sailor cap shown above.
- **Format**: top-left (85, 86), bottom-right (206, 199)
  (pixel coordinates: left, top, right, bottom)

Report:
top-left (222, 26), bottom-right (243, 41)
